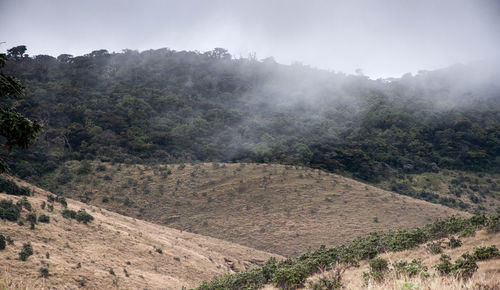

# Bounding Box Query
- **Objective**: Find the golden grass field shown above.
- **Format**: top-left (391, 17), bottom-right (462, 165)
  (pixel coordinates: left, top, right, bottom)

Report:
top-left (50, 161), bottom-right (468, 257)
top-left (0, 178), bottom-right (280, 289)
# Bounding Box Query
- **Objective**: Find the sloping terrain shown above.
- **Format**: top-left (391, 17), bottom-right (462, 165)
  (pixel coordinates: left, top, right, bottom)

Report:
top-left (310, 229), bottom-right (500, 289)
top-left (48, 161), bottom-right (468, 257)
top-left (0, 177), bottom-right (280, 289)
top-left (377, 170), bottom-right (500, 215)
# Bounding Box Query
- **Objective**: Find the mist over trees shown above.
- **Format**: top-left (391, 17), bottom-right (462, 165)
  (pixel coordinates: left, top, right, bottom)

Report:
top-left (2, 47), bottom-right (500, 183)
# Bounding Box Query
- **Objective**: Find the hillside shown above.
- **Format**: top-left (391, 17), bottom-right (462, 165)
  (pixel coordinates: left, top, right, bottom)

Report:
top-left (46, 161), bottom-right (468, 257)
top-left (3, 49), bottom-right (500, 212)
top-left (378, 170), bottom-right (500, 215)
top-left (0, 177), bottom-right (280, 289)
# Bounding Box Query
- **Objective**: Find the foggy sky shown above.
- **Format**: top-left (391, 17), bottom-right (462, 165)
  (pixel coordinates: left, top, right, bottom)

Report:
top-left (1, 0), bottom-right (499, 78)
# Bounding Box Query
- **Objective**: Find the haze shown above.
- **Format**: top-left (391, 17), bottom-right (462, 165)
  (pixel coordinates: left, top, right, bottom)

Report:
top-left (1, 0), bottom-right (499, 78)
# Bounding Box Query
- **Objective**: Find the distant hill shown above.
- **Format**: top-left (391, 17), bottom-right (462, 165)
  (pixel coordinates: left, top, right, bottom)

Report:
top-left (0, 177), bottom-right (279, 289)
top-left (46, 161), bottom-right (468, 257)
top-left (3, 48), bottom-right (500, 212)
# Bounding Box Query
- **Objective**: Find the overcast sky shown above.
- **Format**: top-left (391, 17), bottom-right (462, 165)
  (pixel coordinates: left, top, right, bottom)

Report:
top-left (1, 0), bottom-right (499, 78)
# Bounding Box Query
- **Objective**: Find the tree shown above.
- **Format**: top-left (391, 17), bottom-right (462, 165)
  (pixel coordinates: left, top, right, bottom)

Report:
top-left (6, 45), bottom-right (27, 59)
top-left (0, 51), bottom-right (41, 173)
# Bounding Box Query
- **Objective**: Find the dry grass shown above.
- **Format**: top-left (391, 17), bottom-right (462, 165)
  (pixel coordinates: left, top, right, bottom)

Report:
top-left (52, 161), bottom-right (468, 257)
top-left (0, 177), bottom-right (280, 289)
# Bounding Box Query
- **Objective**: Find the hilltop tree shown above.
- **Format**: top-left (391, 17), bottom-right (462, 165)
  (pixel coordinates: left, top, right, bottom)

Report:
top-left (6, 45), bottom-right (27, 59)
top-left (0, 50), bottom-right (41, 173)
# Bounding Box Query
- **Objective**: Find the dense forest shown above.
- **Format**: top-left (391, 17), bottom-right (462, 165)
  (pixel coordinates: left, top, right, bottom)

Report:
top-left (2, 46), bottom-right (500, 184)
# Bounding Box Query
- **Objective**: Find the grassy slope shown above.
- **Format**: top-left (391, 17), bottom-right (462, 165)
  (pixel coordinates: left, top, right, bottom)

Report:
top-left (0, 178), bottom-right (280, 289)
top-left (48, 161), bottom-right (467, 257)
top-left (305, 229), bottom-right (500, 290)
top-left (378, 170), bottom-right (500, 214)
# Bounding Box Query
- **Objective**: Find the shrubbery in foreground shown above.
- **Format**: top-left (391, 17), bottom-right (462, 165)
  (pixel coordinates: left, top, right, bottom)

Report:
top-left (197, 214), bottom-right (498, 289)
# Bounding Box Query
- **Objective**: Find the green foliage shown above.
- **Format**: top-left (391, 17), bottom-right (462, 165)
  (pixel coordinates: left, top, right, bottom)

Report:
top-left (16, 197), bottom-right (31, 211)
top-left (0, 234), bottom-right (5, 250)
top-left (369, 257), bottom-right (388, 272)
top-left (393, 259), bottom-right (429, 279)
top-left (0, 176), bottom-right (30, 196)
top-left (447, 236), bottom-right (462, 248)
top-left (38, 214), bottom-right (50, 223)
top-left (61, 209), bottom-right (77, 219)
top-left (39, 267), bottom-right (49, 278)
top-left (435, 253), bottom-right (479, 281)
top-left (471, 245), bottom-right (500, 261)
top-left (75, 209), bottom-right (94, 223)
top-left (0, 199), bottom-right (20, 221)
top-left (272, 263), bottom-right (309, 289)
top-left (452, 253), bottom-right (478, 280)
top-left (26, 212), bottom-right (37, 224)
top-left (19, 242), bottom-right (33, 261)
top-left (0, 53), bottom-right (41, 173)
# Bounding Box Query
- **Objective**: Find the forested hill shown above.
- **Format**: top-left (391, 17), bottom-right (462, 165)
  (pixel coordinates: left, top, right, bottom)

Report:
top-left (3, 47), bottom-right (500, 183)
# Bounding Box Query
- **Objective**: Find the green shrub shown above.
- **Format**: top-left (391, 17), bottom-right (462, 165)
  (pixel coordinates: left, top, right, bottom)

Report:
top-left (0, 176), bottom-right (30, 196)
top-left (0, 199), bottom-right (20, 221)
top-left (452, 253), bottom-right (478, 280)
top-left (394, 259), bottom-right (429, 279)
top-left (435, 253), bottom-right (478, 280)
top-left (38, 214), bottom-right (50, 223)
top-left (0, 234), bottom-right (5, 250)
top-left (16, 197), bottom-right (32, 211)
top-left (447, 236), bottom-right (462, 248)
top-left (369, 257), bottom-right (388, 272)
top-left (75, 209), bottom-right (94, 224)
top-left (472, 245), bottom-right (500, 261)
top-left (272, 263), bottom-right (309, 289)
top-left (487, 214), bottom-right (500, 233)
top-left (62, 209), bottom-right (77, 219)
top-left (156, 248), bottom-right (163, 254)
top-left (26, 212), bottom-right (37, 224)
top-left (435, 254), bottom-right (453, 276)
top-left (19, 242), bottom-right (33, 261)
top-left (39, 267), bottom-right (49, 278)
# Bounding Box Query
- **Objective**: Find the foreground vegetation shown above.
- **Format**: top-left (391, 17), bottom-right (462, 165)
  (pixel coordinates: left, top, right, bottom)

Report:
top-left (197, 213), bottom-right (500, 289)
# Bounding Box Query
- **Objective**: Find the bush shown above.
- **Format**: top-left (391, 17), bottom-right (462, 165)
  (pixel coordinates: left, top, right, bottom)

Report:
top-left (0, 234), bottom-right (5, 250)
top-left (62, 209), bottom-right (77, 219)
top-left (75, 209), bottom-right (94, 224)
top-left (272, 263), bottom-right (309, 289)
top-left (472, 245), bottom-right (500, 261)
top-left (435, 254), bottom-right (453, 276)
top-left (394, 259), bottom-right (429, 279)
top-left (0, 176), bottom-right (30, 196)
top-left (447, 236), bottom-right (462, 248)
top-left (452, 253), bottom-right (478, 280)
top-left (39, 267), bottom-right (49, 278)
top-left (26, 212), bottom-right (37, 224)
top-left (369, 257), bottom-right (388, 272)
top-left (16, 197), bottom-right (32, 211)
top-left (19, 242), bottom-right (33, 261)
top-left (0, 199), bottom-right (20, 221)
top-left (435, 253), bottom-right (478, 280)
top-left (38, 214), bottom-right (50, 223)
